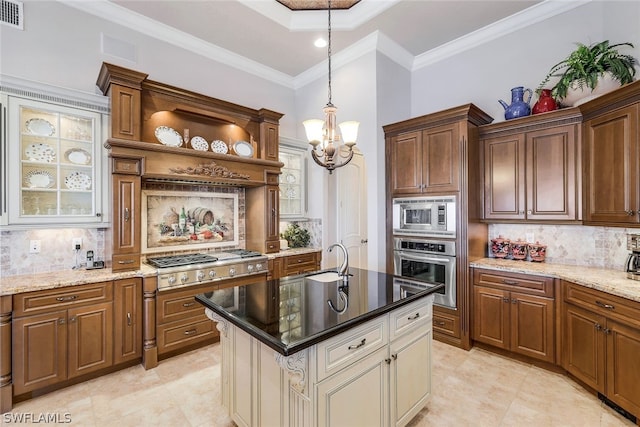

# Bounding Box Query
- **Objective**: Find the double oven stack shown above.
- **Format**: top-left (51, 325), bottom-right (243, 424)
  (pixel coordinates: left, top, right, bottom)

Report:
top-left (391, 195), bottom-right (457, 309)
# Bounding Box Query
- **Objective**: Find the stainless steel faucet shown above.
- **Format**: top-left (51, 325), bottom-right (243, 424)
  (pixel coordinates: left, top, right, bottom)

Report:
top-left (328, 242), bottom-right (349, 282)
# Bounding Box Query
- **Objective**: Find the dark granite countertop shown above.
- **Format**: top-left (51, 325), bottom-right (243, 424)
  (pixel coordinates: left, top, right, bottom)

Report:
top-left (196, 268), bottom-right (444, 356)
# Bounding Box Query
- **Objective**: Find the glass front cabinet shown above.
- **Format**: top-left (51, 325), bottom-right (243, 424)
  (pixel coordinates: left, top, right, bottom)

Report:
top-left (279, 138), bottom-right (308, 219)
top-left (1, 84), bottom-right (108, 227)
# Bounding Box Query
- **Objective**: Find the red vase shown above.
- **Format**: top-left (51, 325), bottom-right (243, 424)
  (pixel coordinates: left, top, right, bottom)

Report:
top-left (532, 89), bottom-right (558, 114)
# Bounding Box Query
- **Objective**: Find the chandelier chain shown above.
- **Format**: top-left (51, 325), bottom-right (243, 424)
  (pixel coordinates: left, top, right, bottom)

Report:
top-left (327, 0), bottom-right (332, 105)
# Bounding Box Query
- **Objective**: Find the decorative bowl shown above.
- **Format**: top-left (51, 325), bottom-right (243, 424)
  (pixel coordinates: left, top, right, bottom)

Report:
top-left (490, 236), bottom-right (511, 258)
top-left (527, 241), bottom-right (547, 262)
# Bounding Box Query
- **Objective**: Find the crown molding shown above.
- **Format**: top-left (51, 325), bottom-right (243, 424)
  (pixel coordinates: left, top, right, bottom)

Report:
top-left (412, 0), bottom-right (592, 71)
top-left (57, 0), bottom-right (294, 88)
top-left (57, 0), bottom-right (592, 89)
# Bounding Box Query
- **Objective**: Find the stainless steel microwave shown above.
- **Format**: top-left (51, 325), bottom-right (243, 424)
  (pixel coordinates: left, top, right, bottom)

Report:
top-left (392, 195), bottom-right (456, 238)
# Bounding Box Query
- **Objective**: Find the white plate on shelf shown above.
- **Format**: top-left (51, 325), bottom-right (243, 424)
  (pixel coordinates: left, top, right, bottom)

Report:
top-left (25, 118), bottom-right (55, 136)
top-left (64, 148), bottom-right (92, 165)
top-left (64, 171), bottom-right (92, 190)
top-left (233, 140), bottom-right (253, 158)
top-left (154, 126), bottom-right (183, 147)
top-left (25, 143), bottom-right (56, 163)
top-left (24, 170), bottom-right (54, 188)
top-left (211, 139), bottom-right (228, 154)
top-left (190, 136), bottom-right (209, 151)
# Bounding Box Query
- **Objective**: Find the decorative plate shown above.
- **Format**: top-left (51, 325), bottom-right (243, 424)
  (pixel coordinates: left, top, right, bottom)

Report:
top-left (64, 148), bottom-right (92, 165)
top-left (211, 140), bottom-right (228, 154)
top-left (25, 118), bottom-right (55, 136)
top-left (285, 173), bottom-right (296, 183)
top-left (190, 136), bottom-right (209, 151)
top-left (25, 143), bottom-right (56, 163)
top-left (64, 171), bottom-right (92, 190)
top-left (233, 140), bottom-right (254, 158)
top-left (24, 170), bottom-right (54, 188)
top-left (154, 126), bottom-right (183, 147)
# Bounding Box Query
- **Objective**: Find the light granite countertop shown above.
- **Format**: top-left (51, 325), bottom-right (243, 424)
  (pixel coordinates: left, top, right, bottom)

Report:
top-left (470, 258), bottom-right (640, 303)
top-left (1, 248), bottom-right (323, 296)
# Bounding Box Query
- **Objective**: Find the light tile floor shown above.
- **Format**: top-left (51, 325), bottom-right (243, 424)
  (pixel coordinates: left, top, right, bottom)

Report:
top-left (2, 341), bottom-right (635, 427)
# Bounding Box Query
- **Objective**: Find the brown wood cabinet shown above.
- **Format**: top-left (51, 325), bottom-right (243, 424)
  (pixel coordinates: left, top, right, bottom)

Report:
top-left (480, 109), bottom-right (581, 222)
top-left (114, 278), bottom-right (142, 364)
top-left (472, 269), bottom-right (555, 363)
top-left (563, 281), bottom-right (640, 418)
top-left (110, 157), bottom-right (142, 271)
top-left (388, 123), bottom-right (460, 195)
top-left (268, 251), bottom-right (322, 280)
top-left (12, 282), bottom-right (115, 395)
top-left (246, 171), bottom-right (281, 254)
top-left (384, 104), bottom-right (493, 350)
top-left (583, 104), bottom-right (639, 225)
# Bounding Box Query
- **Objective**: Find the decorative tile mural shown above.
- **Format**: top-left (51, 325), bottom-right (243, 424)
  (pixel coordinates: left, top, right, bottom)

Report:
top-left (142, 190), bottom-right (239, 253)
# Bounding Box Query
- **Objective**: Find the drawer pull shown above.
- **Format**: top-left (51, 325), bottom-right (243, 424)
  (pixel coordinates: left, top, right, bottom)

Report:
top-left (502, 279), bottom-right (518, 285)
top-left (595, 300), bottom-right (615, 310)
top-left (391, 353), bottom-right (398, 361)
top-left (118, 259), bottom-right (135, 265)
top-left (183, 301), bottom-right (196, 308)
top-left (56, 295), bottom-right (78, 302)
top-left (408, 313), bottom-right (420, 321)
top-left (435, 321), bottom-right (446, 326)
top-left (348, 338), bottom-right (366, 350)
top-left (184, 329), bottom-right (197, 336)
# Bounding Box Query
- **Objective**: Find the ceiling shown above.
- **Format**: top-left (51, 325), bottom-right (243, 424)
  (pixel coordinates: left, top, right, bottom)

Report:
top-left (62, 0), bottom-right (585, 86)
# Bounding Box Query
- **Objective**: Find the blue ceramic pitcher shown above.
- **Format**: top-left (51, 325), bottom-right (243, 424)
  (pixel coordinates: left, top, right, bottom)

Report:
top-left (499, 86), bottom-right (533, 120)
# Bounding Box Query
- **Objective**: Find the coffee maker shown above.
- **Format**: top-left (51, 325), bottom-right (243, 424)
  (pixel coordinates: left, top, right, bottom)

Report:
top-left (626, 234), bottom-right (640, 280)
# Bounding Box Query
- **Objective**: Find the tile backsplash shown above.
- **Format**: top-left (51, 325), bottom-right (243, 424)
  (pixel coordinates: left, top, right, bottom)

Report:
top-left (489, 224), bottom-right (635, 271)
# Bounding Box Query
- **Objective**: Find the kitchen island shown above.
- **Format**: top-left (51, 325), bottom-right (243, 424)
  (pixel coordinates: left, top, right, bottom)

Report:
top-left (196, 268), bottom-right (443, 427)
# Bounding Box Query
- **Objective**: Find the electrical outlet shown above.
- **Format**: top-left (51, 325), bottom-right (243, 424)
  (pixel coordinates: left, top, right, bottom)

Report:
top-left (29, 240), bottom-right (41, 254)
top-left (72, 238), bottom-right (82, 250)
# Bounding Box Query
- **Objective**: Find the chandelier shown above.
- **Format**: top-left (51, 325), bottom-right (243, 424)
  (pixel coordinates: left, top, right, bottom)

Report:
top-left (303, 0), bottom-right (359, 174)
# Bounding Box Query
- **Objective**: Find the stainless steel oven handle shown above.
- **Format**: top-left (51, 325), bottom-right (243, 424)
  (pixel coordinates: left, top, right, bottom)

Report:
top-left (395, 251), bottom-right (452, 264)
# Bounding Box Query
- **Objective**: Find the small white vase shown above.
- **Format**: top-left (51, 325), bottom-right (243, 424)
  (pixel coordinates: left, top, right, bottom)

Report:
top-left (561, 71), bottom-right (622, 107)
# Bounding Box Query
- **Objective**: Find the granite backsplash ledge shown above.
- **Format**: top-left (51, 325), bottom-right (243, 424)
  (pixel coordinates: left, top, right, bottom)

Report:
top-left (488, 224), bottom-right (636, 271)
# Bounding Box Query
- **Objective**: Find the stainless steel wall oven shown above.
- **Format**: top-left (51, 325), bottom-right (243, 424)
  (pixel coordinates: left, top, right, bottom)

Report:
top-left (393, 237), bottom-right (456, 309)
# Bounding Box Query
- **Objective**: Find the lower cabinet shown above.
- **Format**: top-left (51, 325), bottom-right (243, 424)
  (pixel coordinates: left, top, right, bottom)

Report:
top-left (268, 250), bottom-right (322, 280)
top-left (472, 268), bottom-right (555, 363)
top-left (563, 281), bottom-right (640, 418)
top-left (12, 282), bottom-right (121, 395)
top-left (215, 294), bottom-right (434, 427)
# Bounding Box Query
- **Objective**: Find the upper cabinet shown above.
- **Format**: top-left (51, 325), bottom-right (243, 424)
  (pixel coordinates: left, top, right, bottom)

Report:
top-left (1, 79), bottom-right (109, 228)
top-left (480, 109), bottom-right (582, 222)
top-left (279, 137), bottom-right (307, 219)
top-left (387, 123), bottom-right (461, 195)
top-left (582, 94), bottom-right (640, 226)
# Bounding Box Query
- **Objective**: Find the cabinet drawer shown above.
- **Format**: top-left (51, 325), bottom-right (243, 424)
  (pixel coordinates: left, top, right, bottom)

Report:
top-left (157, 315), bottom-right (217, 354)
top-left (157, 294), bottom-right (204, 324)
top-left (564, 282), bottom-right (640, 328)
top-left (112, 254), bottom-right (141, 272)
top-left (433, 312), bottom-right (460, 338)
top-left (283, 252), bottom-right (318, 274)
top-left (390, 298), bottom-right (432, 340)
top-left (316, 315), bottom-right (388, 381)
top-left (474, 269), bottom-right (554, 297)
top-left (13, 282), bottom-right (113, 317)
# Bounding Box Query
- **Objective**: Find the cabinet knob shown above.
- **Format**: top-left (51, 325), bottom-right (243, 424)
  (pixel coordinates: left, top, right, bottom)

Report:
top-left (511, 298), bottom-right (517, 304)
top-left (603, 328), bottom-right (611, 335)
top-left (69, 316), bottom-right (76, 323)
top-left (527, 210), bottom-right (532, 215)
top-left (58, 318), bottom-right (66, 325)
top-left (502, 297), bottom-right (510, 303)
top-left (594, 323), bottom-right (602, 331)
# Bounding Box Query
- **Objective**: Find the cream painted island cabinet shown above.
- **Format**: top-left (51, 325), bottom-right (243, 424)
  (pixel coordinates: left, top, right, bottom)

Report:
top-left (196, 268), bottom-right (441, 427)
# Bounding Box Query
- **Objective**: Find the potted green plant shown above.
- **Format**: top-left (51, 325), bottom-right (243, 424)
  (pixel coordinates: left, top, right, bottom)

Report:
top-left (281, 223), bottom-right (311, 248)
top-left (537, 40), bottom-right (637, 106)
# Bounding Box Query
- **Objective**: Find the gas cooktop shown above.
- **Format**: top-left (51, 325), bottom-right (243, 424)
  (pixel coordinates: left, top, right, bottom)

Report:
top-left (146, 253), bottom-right (218, 269)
